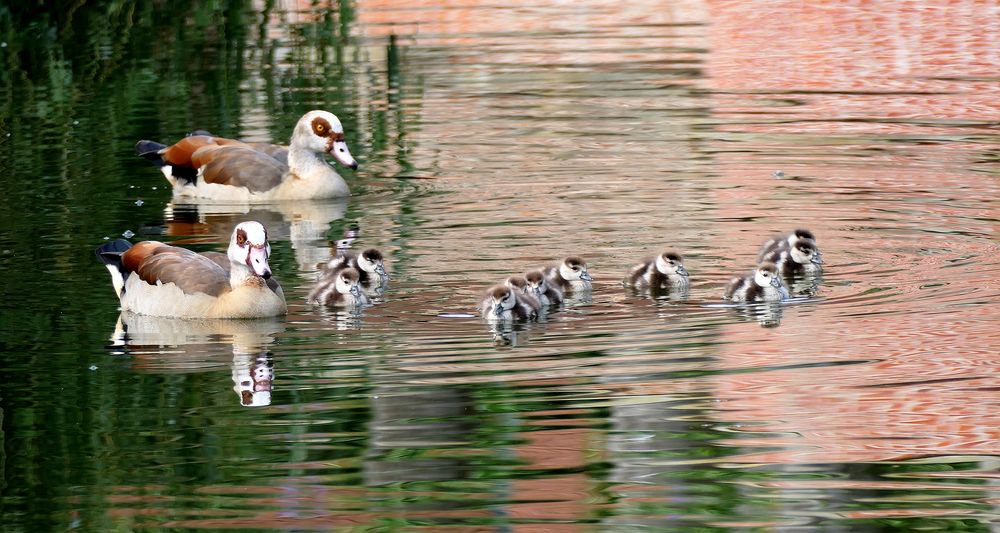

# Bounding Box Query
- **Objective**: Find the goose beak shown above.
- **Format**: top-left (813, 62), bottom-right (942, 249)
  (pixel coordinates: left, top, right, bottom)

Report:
top-left (580, 271), bottom-right (593, 282)
top-left (330, 140), bottom-right (358, 170)
top-left (247, 246), bottom-right (271, 278)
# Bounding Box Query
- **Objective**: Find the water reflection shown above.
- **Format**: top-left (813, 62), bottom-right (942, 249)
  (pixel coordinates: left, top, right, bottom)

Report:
top-left (2, 0), bottom-right (1000, 531)
top-left (109, 312), bottom-right (283, 407)
top-left (162, 198), bottom-right (348, 272)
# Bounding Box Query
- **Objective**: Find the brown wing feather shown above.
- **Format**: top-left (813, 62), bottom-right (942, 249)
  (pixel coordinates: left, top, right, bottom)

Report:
top-left (121, 241), bottom-right (166, 274)
top-left (191, 145), bottom-right (287, 192)
top-left (136, 246), bottom-right (230, 296)
top-left (199, 251), bottom-right (231, 274)
top-left (161, 136), bottom-right (257, 170)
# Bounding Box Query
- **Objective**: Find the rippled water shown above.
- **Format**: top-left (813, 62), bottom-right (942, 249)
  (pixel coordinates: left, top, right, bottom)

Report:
top-left (2, 1), bottom-right (1000, 530)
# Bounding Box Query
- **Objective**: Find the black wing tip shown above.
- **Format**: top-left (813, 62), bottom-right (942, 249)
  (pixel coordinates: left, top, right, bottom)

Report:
top-left (95, 238), bottom-right (132, 265)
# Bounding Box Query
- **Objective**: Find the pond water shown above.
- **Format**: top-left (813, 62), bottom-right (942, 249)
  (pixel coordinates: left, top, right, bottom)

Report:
top-left (2, 1), bottom-right (1000, 530)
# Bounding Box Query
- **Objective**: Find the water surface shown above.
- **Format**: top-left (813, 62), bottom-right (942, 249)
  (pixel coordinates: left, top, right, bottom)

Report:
top-left (1, 1), bottom-right (999, 530)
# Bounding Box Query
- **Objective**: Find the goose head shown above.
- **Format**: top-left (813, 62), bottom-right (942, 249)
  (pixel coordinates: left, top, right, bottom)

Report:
top-left (229, 221), bottom-right (272, 279)
top-left (655, 251), bottom-right (688, 279)
top-left (335, 268), bottom-right (364, 301)
top-left (559, 256), bottom-right (592, 282)
top-left (789, 239), bottom-right (822, 266)
top-left (357, 248), bottom-right (389, 281)
top-left (754, 261), bottom-right (783, 289)
top-left (485, 285), bottom-right (516, 318)
top-left (293, 110), bottom-right (359, 170)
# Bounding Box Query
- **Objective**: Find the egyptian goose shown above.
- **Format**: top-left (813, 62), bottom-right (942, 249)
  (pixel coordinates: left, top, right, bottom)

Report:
top-left (316, 248), bottom-right (389, 293)
top-left (136, 110), bottom-right (358, 201)
top-left (524, 269), bottom-right (563, 306)
top-left (625, 250), bottom-right (689, 290)
top-left (758, 228), bottom-right (822, 262)
top-left (723, 262), bottom-right (789, 302)
top-left (95, 221), bottom-right (287, 318)
top-left (480, 284), bottom-right (537, 322)
top-left (544, 256), bottom-right (593, 294)
top-left (504, 276), bottom-right (542, 314)
top-left (307, 267), bottom-right (369, 307)
top-left (762, 238), bottom-right (823, 277)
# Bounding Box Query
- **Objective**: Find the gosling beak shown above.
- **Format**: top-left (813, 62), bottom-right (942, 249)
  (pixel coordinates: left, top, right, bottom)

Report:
top-left (375, 263), bottom-right (390, 281)
top-left (677, 265), bottom-right (689, 277)
top-left (770, 276), bottom-right (783, 288)
top-left (812, 255), bottom-right (824, 265)
top-left (580, 271), bottom-right (593, 282)
top-left (330, 139), bottom-right (359, 170)
top-left (350, 284), bottom-right (362, 300)
top-left (492, 303), bottom-right (504, 317)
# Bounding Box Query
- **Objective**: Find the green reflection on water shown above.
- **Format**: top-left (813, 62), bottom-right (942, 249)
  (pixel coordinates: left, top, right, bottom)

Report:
top-left (0, 1), bottom-right (998, 531)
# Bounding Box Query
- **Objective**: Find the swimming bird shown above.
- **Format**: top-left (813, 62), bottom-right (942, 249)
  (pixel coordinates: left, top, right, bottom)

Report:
top-left (625, 250), bottom-right (689, 290)
top-left (307, 267), bottom-right (369, 307)
top-left (136, 110), bottom-right (358, 201)
top-left (723, 262), bottom-right (789, 302)
top-left (318, 248), bottom-right (389, 292)
top-left (544, 256), bottom-right (593, 294)
top-left (480, 284), bottom-right (537, 322)
top-left (758, 228), bottom-right (822, 262)
top-left (504, 276), bottom-right (542, 315)
top-left (524, 269), bottom-right (563, 306)
top-left (95, 221), bottom-right (287, 318)
top-left (763, 238), bottom-right (823, 277)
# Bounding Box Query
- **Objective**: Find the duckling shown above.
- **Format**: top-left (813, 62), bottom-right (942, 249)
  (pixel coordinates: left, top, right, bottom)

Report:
top-left (544, 256), bottom-right (592, 294)
top-left (307, 267), bottom-right (369, 307)
top-left (724, 262), bottom-right (789, 302)
top-left (480, 284), bottom-right (536, 322)
top-left (504, 276), bottom-right (542, 315)
top-left (758, 228), bottom-right (822, 262)
top-left (625, 250), bottom-right (689, 289)
top-left (524, 269), bottom-right (563, 306)
top-left (763, 238), bottom-right (823, 277)
top-left (318, 248), bottom-right (388, 291)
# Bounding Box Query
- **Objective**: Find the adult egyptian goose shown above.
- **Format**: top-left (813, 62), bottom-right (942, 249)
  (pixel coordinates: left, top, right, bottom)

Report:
top-left (136, 110), bottom-right (358, 201)
top-left (95, 221), bottom-right (287, 318)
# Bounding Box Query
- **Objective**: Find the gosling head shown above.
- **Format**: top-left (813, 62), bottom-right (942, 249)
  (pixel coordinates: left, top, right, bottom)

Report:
top-left (484, 285), bottom-right (516, 318)
top-left (357, 248), bottom-right (389, 280)
top-left (524, 270), bottom-right (548, 296)
top-left (505, 276), bottom-right (532, 295)
top-left (754, 262), bottom-right (783, 289)
top-left (789, 239), bottom-right (822, 265)
top-left (654, 251), bottom-right (688, 279)
top-left (559, 256), bottom-right (592, 282)
top-left (335, 267), bottom-right (364, 300)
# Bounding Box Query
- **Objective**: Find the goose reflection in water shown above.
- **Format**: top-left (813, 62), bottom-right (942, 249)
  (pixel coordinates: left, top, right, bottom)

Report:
top-left (728, 301), bottom-right (785, 328)
top-left (108, 311), bottom-right (283, 406)
top-left (161, 197), bottom-right (348, 273)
